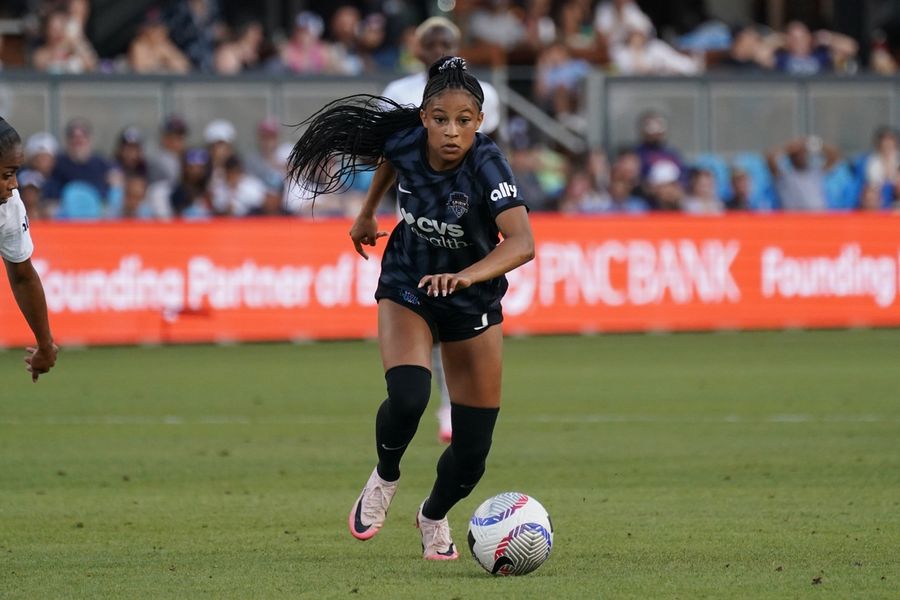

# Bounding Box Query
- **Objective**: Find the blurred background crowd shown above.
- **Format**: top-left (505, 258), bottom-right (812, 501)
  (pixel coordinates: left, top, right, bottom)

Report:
top-left (2, 0), bottom-right (900, 220)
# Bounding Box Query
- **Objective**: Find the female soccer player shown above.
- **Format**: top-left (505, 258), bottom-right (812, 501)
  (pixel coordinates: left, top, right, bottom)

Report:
top-left (287, 56), bottom-right (534, 560)
top-left (381, 16), bottom-right (502, 444)
top-left (0, 117), bottom-right (58, 381)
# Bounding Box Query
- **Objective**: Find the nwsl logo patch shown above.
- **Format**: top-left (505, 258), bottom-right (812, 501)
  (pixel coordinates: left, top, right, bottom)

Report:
top-left (447, 192), bottom-right (469, 218)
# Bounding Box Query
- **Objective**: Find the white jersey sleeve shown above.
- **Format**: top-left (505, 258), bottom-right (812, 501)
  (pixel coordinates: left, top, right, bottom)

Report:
top-left (478, 80), bottom-right (501, 134)
top-left (0, 190), bottom-right (34, 263)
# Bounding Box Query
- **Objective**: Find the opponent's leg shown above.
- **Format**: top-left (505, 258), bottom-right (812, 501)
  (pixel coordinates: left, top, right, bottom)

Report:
top-left (349, 300), bottom-right (434, 541)
top-left (432, 344), bottom-right (453, 443)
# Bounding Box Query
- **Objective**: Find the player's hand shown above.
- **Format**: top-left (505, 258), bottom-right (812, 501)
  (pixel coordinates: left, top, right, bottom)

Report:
top-left (25, 343), bottom-right (59, 383)
top-left (349, 214), bottom-right (388, 260)
top-left (418, 273), bottom-right (473, 297)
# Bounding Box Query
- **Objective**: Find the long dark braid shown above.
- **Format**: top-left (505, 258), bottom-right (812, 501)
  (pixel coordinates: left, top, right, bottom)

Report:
top-left (286, 56), bottom-right (485, 198)
top-left (0, 117), bottom-right (22, 159)
top-left (286, 95), bottom-right (420, 196)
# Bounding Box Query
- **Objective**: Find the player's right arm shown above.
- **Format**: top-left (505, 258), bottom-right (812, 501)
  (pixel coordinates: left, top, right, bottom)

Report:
top-left (349, 161), bottom-right (395, 259)
top-left (4, 257), bottom-right (57, 381)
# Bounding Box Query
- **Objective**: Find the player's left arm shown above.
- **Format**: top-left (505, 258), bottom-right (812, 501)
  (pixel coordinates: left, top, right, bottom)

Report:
top-left (419, 206), bottom-right (534, 297)
top-left (4, 258), bottom-right (57, 381)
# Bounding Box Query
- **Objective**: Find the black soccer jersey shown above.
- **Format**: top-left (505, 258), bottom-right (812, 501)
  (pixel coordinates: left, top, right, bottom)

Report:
top-left (379, 127), bottom-right (528, 314)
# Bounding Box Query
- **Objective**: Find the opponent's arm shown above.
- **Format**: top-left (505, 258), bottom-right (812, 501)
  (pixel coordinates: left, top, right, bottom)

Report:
top-left (419, 206), bottom-right (534, 297)
top-left (349, 161), bottom-right (396, 259)
top-left (5, 258), bottom-right (57, 381)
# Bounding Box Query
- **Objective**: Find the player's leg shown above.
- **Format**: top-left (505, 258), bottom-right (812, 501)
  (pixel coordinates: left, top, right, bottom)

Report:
top-left (349, 299), bottom-right (434, 540)
top-left (416, 325), bottom-right (503, 559)
top-left (432, 344), bottom-right (453, 443)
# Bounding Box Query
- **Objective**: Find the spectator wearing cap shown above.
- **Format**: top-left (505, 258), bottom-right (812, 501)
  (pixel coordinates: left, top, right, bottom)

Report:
top-left (147, 114), bottom-right (189, 186)
top-left (203, 118), bottom-right (238, 211)
top-left (280, 11), bottom-right (332, 74)
top-left (646, 160), bottom-right (685, 211)
top-left (244, 118), bottom-right (286, 196)
top-left (167, 147), bottom-right (213, 218)
top-left (113, 126), bottom-right (147, 178)
top-left (210, 155), bottom-right (267, 216)
top-left (17, 132), bottom-right (58, 218)
top-left (16, 170), bottom-right (48, 221)
top-left (128, 8), bottom-right (191, 74)
top-left (24, 132), bottom-right (59, 180)
top-left (633, 111), bottom-right (686, 185)
top-left (44, 117), bottom-right (114, 212)
top-left (204, 118), bottom-right (236, 185)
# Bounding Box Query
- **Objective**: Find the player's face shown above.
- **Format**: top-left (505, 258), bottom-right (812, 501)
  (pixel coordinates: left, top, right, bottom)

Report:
top-left (420, 89), bottom-right (483, 171)
top-left (0, 145), bottom-right (23, 203)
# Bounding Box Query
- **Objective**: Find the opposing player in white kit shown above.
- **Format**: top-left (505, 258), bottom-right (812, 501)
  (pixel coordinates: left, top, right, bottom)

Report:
top-left (381, 17), bottom-right (501, 443)
top-left (0, 117), bottom-right (57, 381)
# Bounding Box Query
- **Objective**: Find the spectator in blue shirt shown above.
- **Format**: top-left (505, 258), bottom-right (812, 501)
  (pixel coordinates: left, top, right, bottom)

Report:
top-left (44, 117), bottom-right (114, 211)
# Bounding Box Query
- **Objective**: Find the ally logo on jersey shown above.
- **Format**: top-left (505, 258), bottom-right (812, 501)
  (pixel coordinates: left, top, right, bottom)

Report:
top-left (400, 207), bottom-right (470, 249)
top-left (490, 181), bottom-right (517, 202)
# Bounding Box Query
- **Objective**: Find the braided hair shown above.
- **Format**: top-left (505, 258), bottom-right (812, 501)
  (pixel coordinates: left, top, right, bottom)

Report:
top-left (0, 118), bottom-right (22, 160)
top-left (286, 56), bottom-right (485, 197)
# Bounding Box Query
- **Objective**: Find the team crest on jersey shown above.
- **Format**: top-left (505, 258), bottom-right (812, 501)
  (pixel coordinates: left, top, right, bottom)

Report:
top-left (447, 192), bottom-right (469, 218)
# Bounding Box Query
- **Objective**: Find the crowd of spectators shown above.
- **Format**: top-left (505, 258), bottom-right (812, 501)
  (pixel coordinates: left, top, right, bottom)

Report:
top-left (14, 109), bottom-right (900, 223)
top-left (2, 1), bottom-right (897, 79)
top-left (3, 1), bottom-right (900, 219)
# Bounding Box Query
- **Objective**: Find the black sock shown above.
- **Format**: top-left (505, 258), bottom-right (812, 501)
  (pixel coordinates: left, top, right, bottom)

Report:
top-left (422, 404), bottom-right (499, 520)
top-left (375, 365), bottom-right (431, 481)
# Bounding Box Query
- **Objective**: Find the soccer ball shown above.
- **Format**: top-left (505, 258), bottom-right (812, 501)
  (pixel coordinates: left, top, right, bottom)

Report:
top-left (467, 492), bottom-right (554, 575)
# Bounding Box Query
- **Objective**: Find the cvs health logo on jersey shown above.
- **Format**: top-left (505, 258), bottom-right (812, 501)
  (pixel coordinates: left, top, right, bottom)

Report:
top-left (490, 181), bottom-right (517, 202)
top-left (400, 207), bottom-right (469, 249)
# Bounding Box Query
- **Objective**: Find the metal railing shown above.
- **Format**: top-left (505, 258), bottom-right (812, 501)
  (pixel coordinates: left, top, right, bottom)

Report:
top-left (1, 70), bottom-right (897, 159)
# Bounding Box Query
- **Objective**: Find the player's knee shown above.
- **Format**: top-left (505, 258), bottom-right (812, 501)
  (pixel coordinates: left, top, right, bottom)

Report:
top-left (385, 365), bottom-right (431, 423)
top-left (449, 404), bottom-right (499, 476)
top-left (451, 434), bottom-right (492, 477)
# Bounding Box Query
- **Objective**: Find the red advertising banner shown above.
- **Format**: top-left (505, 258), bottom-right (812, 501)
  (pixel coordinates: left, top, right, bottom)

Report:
top-left (1, 214), bottom-right (898, 347)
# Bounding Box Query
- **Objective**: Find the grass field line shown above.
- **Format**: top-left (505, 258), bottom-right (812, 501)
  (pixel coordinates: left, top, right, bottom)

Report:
top-left (0, 413), bottom-right (896, 426)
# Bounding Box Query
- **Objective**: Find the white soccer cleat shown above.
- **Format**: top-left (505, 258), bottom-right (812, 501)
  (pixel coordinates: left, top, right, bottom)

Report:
top-left (415, 502), bottom-right (459, 560)
top-left (348, 467), bottom-right (398, 540)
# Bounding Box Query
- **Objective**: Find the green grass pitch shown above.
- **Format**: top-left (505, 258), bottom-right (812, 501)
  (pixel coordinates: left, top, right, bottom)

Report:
top-left (1, 330), bottom-right (898, 599)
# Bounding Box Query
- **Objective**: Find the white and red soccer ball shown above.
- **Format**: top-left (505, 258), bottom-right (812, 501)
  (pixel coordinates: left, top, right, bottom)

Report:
top-left (467, 492), bottom-right (554, 575)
